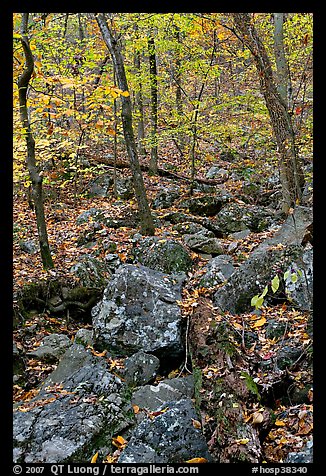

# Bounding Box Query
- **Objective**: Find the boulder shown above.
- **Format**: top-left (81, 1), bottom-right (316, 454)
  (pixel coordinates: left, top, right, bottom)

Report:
top-left (115, 176), bottom-right (134, 199)
top-left (13, 344), bottom-right (133, 463)
top-left (118, 399), bottom-right (212, 463)
top-left (283, 247), bottom-right (313, 311)
top-left (131, 376), bottom-right (194, 411)
top-left (213, 244), bottom-right (305, 314)
top-left (88, 174), bottom-right (114, 197)
top-left (172, 222), bottom-right (215, 237)
top-left (70, 255), bottom-right (110, 288)
top-left (285, 440), bottom-right (313, 463)
top-left (123, 351), bottom-right (160, 387)
top-left (253, 206), bottom-right (313, 254)
top-left (132, 236), bottom-right (192, 274)
top-left (180, 191), bottom-right (232, 217)
top-left (213, 203), bottom-right (277, 235)
top-left (13, 342), bottom-right (26, 385)
top-left (152, 187), bottom-right (180, 210)
top-left (92, 264), bottom-right (185, 364)
top-left (206, 166), bottom-right (229, 180)
top-left (200, 255), bottom-right (236, 288)
top-left (76, 208), bottom-right (106, 225)
top-left (27, 334), bottom-right (72, 363)
top-left (74, 328), bottom-right (94, 347)
top-left (19, 240), bottom-right (38, 254)
top-left (183, 234), bottom-right (224, 255)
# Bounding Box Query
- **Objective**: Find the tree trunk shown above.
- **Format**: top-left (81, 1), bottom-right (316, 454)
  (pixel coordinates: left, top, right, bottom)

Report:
top-left (273, 13), bottom-right (293, 110)
top-left (148, 33), bottom-right (158, 175)
top-left (231, 13), bottom-right (305, 213)
top-left (95, 13), bottom-right (155, 236)
top-left (17, 13), bottom-right (54, 270)
top-left (133, 27), bottom-right (146, 157)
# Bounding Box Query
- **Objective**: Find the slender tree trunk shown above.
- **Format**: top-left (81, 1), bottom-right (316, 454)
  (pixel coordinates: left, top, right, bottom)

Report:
top-left (231, 13), bottom-right (305, 213)
top-left (17, 13), bottom-right (54, 269)
top-left (273, 13), bottom-right (293, 110)
top-left (148, 33), bottom-right (158, 175)
top-left (173, 25), bottom-right (186, 153)
top-left (133, 27), bottom-right (146, 157)
top-left (189, 31), bottom-right (217, 195)
top-left (95, 13), bottom-right (155, 236)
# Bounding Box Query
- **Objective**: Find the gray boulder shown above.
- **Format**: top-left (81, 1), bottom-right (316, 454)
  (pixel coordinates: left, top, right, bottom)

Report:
top-left (132, 236), bottom-right (192, 274)
top-left (76, 208), bottom-right (106, 225)
top-left (180, 191), bottom-right (232, 217)
top-left (13, 342), bottom-right (26, 385)
top-left (152, 188), bottom-right (180, 210)
top-left (123, 351), bottom-right (160, 387)
top-left (131, 376), bottom-right (194, 411)
top-left (74, 328), bottom-right (94, 347)
top-left (183, 234), bottom-right (224, 255)
top-left (13, 344), bottom-right (133, 463)
top-left (19, 240), bottom-right (38, 254)
top-left (92, 264), bottom-right (185, 362)
top-left (200, 255), bottom-right (235, 288)
top-left (88, 174), bottom-right (114, 197)
top-left (213, 202), bottom-right (277, 234)
top-left (253, 206), bottom-right (312, 254)
top-left (284, 247), bottom-right (313, 311)
top-left (27, 333), bottom-right (72, 362)
top-left (206, 166), bottom-right (229, 180)
top-left (172, 222), bottom-right (215, 237)
top-left (213, 244), bottom-right (305, 314)
top-left (116, 175), bottom-right (134, 199)
top-left (118, 399), bottom-right (212, 463)
top-left (285, 440), bottom-right (313, 463)
top-left (70, 255), bottom-right (110, 288)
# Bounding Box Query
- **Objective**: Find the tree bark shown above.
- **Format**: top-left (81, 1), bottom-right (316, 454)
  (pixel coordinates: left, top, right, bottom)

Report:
top-left (95, 13), bottom-right (155, 236)
top-left (133, 25), bottom-right (146, 157)
top-left (273, 13), bottom-right (293, 111)
top-left (231, 13), bottom-right (305, 213)
top-left (17, 13), bottom-right (54, 270)
top-left (148, 33), bottom-right (158, 175)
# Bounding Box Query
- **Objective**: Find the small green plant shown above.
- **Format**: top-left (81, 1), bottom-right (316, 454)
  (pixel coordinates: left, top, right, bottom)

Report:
top-left (251, 269), bottom-right (303, 310)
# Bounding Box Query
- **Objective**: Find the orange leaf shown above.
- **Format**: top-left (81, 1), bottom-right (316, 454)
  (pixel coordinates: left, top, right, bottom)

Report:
top-left (275, 420), bottom-right (286, 427)
top-left (90, 452), bottom-right (99, 463)
top-left (132, 404), bottom-right (140, 414)
top-left (112, 435), bottom-right (127, 448)
top-left (185, 458), bottom-right (208, 463)
top-left (252, 317), bottom-right (266, 328)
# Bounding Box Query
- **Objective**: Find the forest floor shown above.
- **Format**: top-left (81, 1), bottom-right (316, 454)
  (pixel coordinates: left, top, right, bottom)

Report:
top-left (13, 142), bottom-right (313, 463)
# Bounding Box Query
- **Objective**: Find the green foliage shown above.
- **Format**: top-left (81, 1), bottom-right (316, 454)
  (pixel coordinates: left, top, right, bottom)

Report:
top-left (251, 269), bottom-right (302, 310)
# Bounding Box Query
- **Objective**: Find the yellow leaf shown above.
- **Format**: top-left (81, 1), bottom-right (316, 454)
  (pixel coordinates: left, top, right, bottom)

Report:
top-left (185, 458), bottom-right (208, 463)
top-left (252, 317), bottom-right (267, 328)
top-left (112, 435), bottom-right (127, 448)
top-left (275, 420), bottom-right (286, 427)
top-left (90, 452), bottom-right (99, 463)
top-left (191, 419), bottom-right (202, 429)
top-left (237, 438), bottom-right (249, 445)
top-left (120, 90), bottom-right (130, 97)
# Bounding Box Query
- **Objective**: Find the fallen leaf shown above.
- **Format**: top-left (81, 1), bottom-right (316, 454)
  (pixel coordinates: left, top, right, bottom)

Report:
top-left (252, 317), bottom-right (267, 328)
top-left (236, 438), bottom-right (249, 445)
top-left (185, 458), bottom-right (208, 463)
top-left (132, 404), bottom-right (140, 414)
top-left (252, 412), bottom-right (264, 424)
top-left (275, 420), bottom-right (286, 427)
top-left (192, 419), bottom-right (202, 429)
top-left (90, 452), bottom-right (99, 463)
top-left (112, 435), bottom-right (128, 448)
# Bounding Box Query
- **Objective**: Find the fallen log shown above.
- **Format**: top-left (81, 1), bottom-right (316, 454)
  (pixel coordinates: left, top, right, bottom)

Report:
top-left (86, 153), bottom-right (228, 185)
